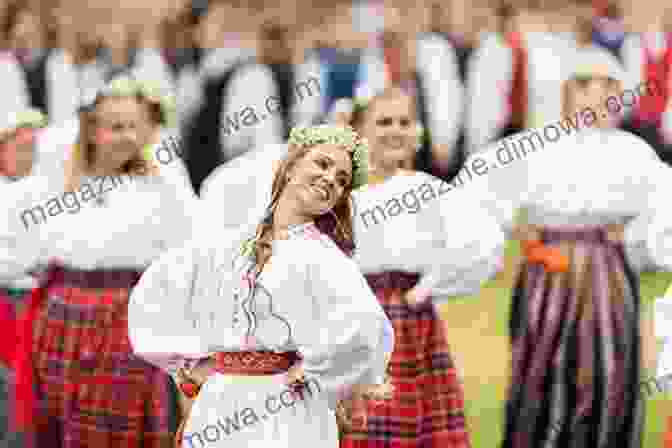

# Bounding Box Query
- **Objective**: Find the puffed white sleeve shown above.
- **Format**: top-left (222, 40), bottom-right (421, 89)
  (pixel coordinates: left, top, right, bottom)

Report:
top-left (142, 170), bottom-right (199, 252)
top-left (623, 161), bottom-right (672, 272)
top-left (200, 143), bottom-right (287, 231)
top-left (290, 244), bottom-right (393, 410)
top-left (128, 241), bottom-right (213, 375)
top-left (414, 183), bottom-right (506, 301)
top-left (0, 182), bottom-right (48, 286)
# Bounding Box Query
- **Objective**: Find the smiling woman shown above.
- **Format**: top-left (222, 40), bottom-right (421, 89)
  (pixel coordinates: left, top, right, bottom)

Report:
top-left (128, 124), bottom-right (393, 448)
top-left (0, 74), bottom-right (198, 448)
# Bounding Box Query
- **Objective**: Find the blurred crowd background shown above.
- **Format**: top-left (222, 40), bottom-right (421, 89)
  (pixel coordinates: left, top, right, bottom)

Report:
top-left (2, 0), bottom-right (672, 193)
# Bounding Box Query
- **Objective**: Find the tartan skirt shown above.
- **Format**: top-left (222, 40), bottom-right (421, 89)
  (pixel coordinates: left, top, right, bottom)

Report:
top-left (503, 226), bottom-right (644, 448)
top-left (27, 264), bottom-right (178, 448)
top-left (339, 271), bottom-right (471, 448)
top-left (0, 286), bottom-right (33, 448)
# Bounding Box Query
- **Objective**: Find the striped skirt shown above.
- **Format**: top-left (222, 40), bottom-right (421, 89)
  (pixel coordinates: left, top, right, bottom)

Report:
top-left (503, 226), bottom-right (643, 448)
top-left (0, 286), bottom-right (33, 447)
top-left (339, 271), bottom-right (470, 448)
top-left (26, 264), bottom-right (178, 447)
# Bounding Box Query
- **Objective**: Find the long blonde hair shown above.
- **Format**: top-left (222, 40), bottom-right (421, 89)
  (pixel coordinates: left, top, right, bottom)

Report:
top-left (64, 97), bottom-right (159, 192)
top-left (252, 142), bottom-right (355, 273)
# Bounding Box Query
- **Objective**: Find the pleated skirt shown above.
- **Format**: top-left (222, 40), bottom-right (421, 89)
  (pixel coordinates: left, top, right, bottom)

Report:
top-left (503, 226), bottom-right (643, 448)
top-left (24, 264), bottom-right (178, 448)
top-left (339, 271), bottom-right (471, 448)
top-left (0, 286), bottom-right (33, 447)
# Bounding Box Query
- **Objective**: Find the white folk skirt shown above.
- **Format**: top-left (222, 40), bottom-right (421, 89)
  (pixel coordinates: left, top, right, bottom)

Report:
top-left (181, 373), bottom-right (339, 447)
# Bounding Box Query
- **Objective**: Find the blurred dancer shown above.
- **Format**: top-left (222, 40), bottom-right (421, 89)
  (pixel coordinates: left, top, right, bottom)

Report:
top-left (466, 1), bottom-right (571, 153)
top-left (471, 50), bottom-right (672, 448)
top-left (335, 87), bottom-right (504, 447)
top-left (620, 6), bottom-right (672, 165)
top-left (0, 75), bottom-right (197, 447)
top-left (183, 12), bottom-right (320, 194)
top-left (0, 108), bottom-right (46, 448)
top-left (355, 3), bottom-right (464, 181)
top-left (128, 124), bottom-right (393, 448)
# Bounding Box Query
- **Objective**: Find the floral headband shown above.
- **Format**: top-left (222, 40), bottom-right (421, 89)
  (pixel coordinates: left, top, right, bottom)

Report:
top-left (288, 125), bottom-right (369, 189)
top-left (13, 109), bottom-right (47, 130)
top-left (1, 108), bottom-right (47, 135)
top-left (84, 76), bottom-right (177, 128)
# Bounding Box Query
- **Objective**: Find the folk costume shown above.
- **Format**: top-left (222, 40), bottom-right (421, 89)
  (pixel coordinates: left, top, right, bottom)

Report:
top-left (128, 125), bottom-right (394, 448)
top-left (355, 32), bottom-right (464, 181)
top-left (465, 30), bottom-right (576, 154)
top-left (0, 108), bottom-right (47, 448)
top-left (339, 170), bottom-right (504, 448)
top-left (620, 32), bottom-right (672, 166)
top-left (200, 116), bottom-right (503, 447)
top-left (468, 105), bottom-right (672, 447)
top-left (0, 77), bottom-right (197, 447)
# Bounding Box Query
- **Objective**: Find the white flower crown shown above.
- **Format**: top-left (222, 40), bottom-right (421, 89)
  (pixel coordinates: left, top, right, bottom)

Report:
top-left (14, 108), bottom-right (47, 129)
top-left (288, 125), bottom-right (369, 189)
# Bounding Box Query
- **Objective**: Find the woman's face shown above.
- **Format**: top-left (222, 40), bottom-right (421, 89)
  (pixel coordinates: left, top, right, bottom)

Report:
top-left (362, 94), bottom-right (417, 170)
top-left (0, 128), bottom-right (36, 177)
top-left (90, 96), bottom-right (152, 171)
top-left (566, 76), bottom-right (621, 128)
top-left (284, 143), bottom-right (352, 217)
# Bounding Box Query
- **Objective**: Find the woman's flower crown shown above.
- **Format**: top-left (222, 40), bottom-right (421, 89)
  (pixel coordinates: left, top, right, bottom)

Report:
top-left (288, 125), bottom-right (369, 189)
top-left (100, 76), bottom-right (177, 127)
top-left (14, 108), bottom-right (47, 130)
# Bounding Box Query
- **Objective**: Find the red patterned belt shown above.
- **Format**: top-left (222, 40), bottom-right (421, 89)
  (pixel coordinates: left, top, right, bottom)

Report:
top-left (214, 351), bottom-right (301, 375)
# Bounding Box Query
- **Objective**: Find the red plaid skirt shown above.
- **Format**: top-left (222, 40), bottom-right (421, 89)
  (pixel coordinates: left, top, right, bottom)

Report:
top-left (1, 286), bottom-right (33, 447)
top-left (339, 271), bottom-right (471, 448)
top-left (27, 265), bottom-right (177, 448)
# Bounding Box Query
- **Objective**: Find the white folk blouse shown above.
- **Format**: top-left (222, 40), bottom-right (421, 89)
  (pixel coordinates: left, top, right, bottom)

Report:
top-left (128, 221), bottom-right (393, 410)
top-left (0, 125), bottom-right (197, 285)
top-left (351, 170), bottom-right (505, 301)
top-left (462, 126), bottom-right (672, 272)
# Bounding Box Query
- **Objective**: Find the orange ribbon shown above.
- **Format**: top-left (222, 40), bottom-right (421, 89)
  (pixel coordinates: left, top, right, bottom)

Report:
top-left (522, 239), bottom-right (570, 273)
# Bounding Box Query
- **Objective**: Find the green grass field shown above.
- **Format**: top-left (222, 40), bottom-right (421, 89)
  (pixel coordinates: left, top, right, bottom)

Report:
top-left (437, 240), bottom-right (672, 448)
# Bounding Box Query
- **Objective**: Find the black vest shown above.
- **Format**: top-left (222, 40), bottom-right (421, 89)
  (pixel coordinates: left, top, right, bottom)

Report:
top-left (20, 50), bottom-right (51, 116)
top-left (184, 61), bottom-right (296, 194)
